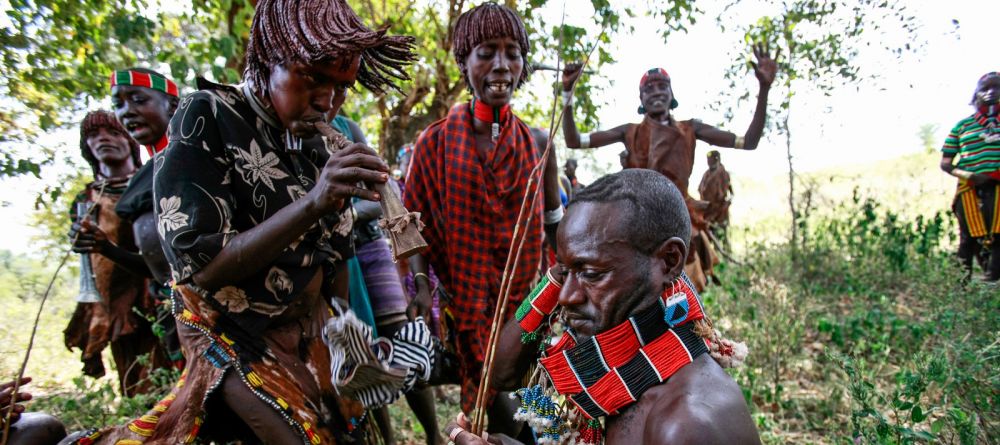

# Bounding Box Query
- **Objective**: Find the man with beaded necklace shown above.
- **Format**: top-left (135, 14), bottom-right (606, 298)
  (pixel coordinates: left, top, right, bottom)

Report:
top-left (446, 169), bottom-right (760, 445)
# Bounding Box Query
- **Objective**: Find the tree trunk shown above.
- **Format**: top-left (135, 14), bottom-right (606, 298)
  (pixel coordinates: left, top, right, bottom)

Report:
top-left (375, 0), bottom-right (467, 163)
top-left (785, 92), bottom-right (797, 256)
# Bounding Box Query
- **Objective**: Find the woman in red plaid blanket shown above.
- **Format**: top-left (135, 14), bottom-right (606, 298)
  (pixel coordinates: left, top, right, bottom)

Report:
top-left (404, 2), bottom-right (561, 437)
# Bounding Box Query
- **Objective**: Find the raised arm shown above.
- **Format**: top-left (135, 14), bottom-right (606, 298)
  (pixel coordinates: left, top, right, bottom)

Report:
top-left (561, 63), bottom-right (629, 149)
top-left (694, 44), bottom-right (776, 150)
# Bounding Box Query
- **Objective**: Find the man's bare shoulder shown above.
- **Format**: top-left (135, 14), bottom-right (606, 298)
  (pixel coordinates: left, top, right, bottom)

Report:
top-left (639, 355), bottom-right (761, 445)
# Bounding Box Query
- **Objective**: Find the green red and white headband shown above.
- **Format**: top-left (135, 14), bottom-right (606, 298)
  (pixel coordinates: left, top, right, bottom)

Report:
top-left (638, 67), bottom-right (679, 111)
top-left (110, 70), bottom-right (179, 97)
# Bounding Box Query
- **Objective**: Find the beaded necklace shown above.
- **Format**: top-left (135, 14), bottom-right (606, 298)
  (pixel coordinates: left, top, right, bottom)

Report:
top-left (513, 272), bottom-right (712, 445)
top-left (471, 98), bottom-right (511, 142)
top-left (974, 104), bottom-right (1000, 144)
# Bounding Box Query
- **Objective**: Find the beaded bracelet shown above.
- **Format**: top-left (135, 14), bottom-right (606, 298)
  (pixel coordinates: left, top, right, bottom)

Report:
top-left (515, 268), bottom-right (563, 342)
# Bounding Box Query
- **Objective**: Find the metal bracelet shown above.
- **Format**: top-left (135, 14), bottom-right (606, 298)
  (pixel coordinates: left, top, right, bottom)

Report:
top-left (734, 136), bottom-right (745, 149)
top-left (562, 90), bottom-right (573, 107)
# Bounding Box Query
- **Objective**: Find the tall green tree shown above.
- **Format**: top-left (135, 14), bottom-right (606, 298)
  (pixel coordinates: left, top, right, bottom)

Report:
top-left (10, 0), bottom-right (700, 254)
top-left (1, 0), bottom-right (699, 171)
top-left (0, 0), bottom-right (255, 175)
top-left (916, 123), bottom-right (939, 154)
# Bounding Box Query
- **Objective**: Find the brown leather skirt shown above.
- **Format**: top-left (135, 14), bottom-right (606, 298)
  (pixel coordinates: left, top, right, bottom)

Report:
top-left (68, 283), bottom-right (365, 445)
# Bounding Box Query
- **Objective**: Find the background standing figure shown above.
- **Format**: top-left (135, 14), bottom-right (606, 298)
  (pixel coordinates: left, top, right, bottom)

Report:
top-left (939, 72), bottom-right (1000, 282)
top-left (64, 110), bottom-right (171, 397)
top-left (698, 150), bottom-right (733, 252)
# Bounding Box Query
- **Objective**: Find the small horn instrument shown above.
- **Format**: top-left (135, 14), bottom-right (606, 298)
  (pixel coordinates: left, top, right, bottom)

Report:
top-left (74, 202), bottom-right (102, 304)
top-left (314, 122), bottom-right (428, 261)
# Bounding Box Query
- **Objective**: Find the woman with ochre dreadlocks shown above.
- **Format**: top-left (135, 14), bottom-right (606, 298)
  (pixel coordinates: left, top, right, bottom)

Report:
top-left (404, 2), bottom-right (562, 438)
top-left (940, 72), bottom-right (1000, 282)
top-left (60, 0), bottom-right (415, 443)
top-left (64, 110), bottom-right (172, 397)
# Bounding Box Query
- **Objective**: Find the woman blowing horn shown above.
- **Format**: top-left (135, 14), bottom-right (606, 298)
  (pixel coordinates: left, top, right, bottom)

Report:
top-left (60, 0), bottom-right (415, 443)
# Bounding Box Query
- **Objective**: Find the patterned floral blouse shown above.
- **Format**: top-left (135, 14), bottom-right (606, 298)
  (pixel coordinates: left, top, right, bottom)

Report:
top-left (153, 80), bottom-right (354, 334)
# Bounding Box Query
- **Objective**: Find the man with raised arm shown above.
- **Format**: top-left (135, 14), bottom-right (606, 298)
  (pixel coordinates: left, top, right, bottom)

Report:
top-left (560, 46), bottom-right (776, 289)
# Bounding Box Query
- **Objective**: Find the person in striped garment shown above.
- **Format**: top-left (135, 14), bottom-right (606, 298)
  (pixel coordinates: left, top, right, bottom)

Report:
top-left (332, 113), bottom-right (445, 445)
top-left (939, 72), bottom-right (1000, 282)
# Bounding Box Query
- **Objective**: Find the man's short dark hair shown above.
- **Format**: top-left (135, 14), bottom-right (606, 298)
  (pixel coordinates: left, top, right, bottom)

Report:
top-left (569, 169), bottom-right (690, 253)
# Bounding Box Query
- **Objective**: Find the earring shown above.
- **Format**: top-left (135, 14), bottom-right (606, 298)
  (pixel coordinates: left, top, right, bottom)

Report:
top-left (662, 276), bottom-right (692, 328)
top-left (637, 105), bottom-right (646, 114)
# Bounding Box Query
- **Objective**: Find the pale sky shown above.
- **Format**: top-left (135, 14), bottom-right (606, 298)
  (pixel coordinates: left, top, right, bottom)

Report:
top-left (0, 0), bottom-right (995, 254)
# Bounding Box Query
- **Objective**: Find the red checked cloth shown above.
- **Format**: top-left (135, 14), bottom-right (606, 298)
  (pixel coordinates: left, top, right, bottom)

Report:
top-left (404, 102), bottom-right (543, 411)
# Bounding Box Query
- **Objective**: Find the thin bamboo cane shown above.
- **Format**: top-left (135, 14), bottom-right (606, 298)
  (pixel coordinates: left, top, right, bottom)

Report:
top-left (2, 186), bottom-right (104, 445)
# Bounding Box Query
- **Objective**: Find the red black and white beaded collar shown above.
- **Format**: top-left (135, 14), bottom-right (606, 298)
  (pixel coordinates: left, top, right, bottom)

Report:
top-left (145, 134), bottom-right (169, 157)
top-left (539, 273), bottom-right (707, 419)
top-left (513, 272), bottom-right (712, 444)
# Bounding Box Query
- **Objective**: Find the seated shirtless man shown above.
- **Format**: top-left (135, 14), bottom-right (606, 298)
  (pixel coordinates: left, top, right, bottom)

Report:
top-left (447, 169), bottom-right (760, 445)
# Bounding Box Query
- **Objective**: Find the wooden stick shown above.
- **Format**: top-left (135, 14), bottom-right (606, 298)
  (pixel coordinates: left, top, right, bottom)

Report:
top-left (531, 63), bottom-right (595, 75)
top-left (2, 187), bottom-right (103, 445)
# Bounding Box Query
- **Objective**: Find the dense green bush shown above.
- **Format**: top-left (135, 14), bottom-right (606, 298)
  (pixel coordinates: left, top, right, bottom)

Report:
top-left (14, 192), bottom-right (997, 444)
top-left (707, 195), bottom-right (999, 444)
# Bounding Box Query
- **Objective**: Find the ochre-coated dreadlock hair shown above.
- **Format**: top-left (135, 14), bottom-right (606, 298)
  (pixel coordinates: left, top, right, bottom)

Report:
top-left (244, 0), bottom-right (416, 97)
top-left (79, 110), bottom-right (143, 179)
top-left (452, 2), bottom-right (531, 90)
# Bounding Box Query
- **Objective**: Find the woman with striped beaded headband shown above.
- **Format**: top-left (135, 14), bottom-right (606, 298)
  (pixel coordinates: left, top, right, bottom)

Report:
top-left (110, 67), bottom-right (179, 156)
top-left (111, 68), bottom-right (187, 371)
